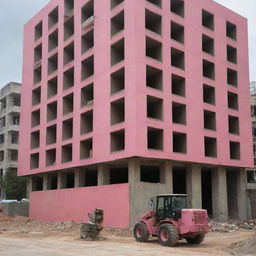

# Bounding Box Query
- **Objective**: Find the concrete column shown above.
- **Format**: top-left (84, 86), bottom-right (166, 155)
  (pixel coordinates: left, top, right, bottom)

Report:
top-left (186, 164), bottom-right (202, 209)
top-left (27, 176), bottom-right (33, 198)
top-left (98, 165), bottom-right (109, 185)
top-left (237, 169), bottom-right (247, 220)
top-left (212, 167), bottom-right (228, 222)
top-left (74, 168), bottom-right (85, 188)
top-left (43, 173), bottom-right (49, 190)
top-left (57, 172), bottom-right (67, 189)
top-left (128, 158), bottom-right (140, 184)
top-left (160, 161), bottom-right (173, 192)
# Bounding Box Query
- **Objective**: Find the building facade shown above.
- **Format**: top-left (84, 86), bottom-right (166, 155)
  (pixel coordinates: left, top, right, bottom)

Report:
top-left (19, 0), bottom-right (253, 227)
top-left (0, 82), bottom-right (21, 199)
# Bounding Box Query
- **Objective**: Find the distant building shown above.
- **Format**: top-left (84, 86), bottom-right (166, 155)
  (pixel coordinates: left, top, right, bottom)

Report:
top-left (0, 82), bottom-right (21, 199)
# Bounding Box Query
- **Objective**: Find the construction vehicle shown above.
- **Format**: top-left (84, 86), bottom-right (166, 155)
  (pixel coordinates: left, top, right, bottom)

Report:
top-left (133, 194), bottom-right (209, 246)
top-left (80, 208), bottom-right (104, 239)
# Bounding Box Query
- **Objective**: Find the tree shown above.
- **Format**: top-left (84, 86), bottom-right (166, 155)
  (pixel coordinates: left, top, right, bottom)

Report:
top-left (3, 168), bottom-right (27, 201)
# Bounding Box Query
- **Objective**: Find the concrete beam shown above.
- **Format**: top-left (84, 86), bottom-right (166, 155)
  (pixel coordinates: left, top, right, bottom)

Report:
top-left (212, 167), bottom-right (228, 222)
top-left (186, 164), bottom-right (202, 209)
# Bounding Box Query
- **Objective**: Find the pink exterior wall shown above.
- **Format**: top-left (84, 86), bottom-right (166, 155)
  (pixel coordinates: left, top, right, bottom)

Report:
top-left (29, 184), bottom-right (130, 227)
top-left (19, 0), bottom-right (253, 178)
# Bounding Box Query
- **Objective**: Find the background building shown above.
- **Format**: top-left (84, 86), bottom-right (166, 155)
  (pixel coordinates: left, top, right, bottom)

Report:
top-left (0, 82), bottom-right (21, 199)
top-left (19, 0), bottom-right (253, 227)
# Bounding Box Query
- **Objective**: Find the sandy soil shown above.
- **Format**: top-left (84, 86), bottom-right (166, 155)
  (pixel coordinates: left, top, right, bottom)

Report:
top-left (0, 214), bottom-right (254, 256)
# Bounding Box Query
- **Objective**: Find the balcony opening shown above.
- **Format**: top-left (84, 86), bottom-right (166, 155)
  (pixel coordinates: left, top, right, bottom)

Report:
top-left (64, 17), bottom-right (74, 41)
top-left (146, 37), bottom-right (162, 61)
top-left (34, 66), bottom-right (42, 85)
top-left (202, 34), bottom-right (214, 55)
top-left (12, 114), bottom-right (19, 125)
top-left (202, 10), bottom-right (214, 30)
top-left (66, 171), bottom-right (75, 188)
top-left (31, 109), bottom-right (40, 127)
top-left (80, 138), bottom-right (93, 159)
top-left (46, 148), bottom-right (56, 167)
top-left (10, 131), bottom-right (19, 144)
top-left (147, 95), bottom-right (163, 120)
top-left (47, 77), bottom-right (58, 98)
top-left (81, 29), bottom-right (94, 53)
top-left (146, 65), bottom-right (162, 90)
top-left (65, 0), bottom-right (74, 15)
top-left (85, 169), bottom-right (98, 187)
top-left (111, 98), bottom-right (125, 125)
top-left (63, 42), bottom-right (74, 65)
top-left (171, 21), bottom-right (184, 44)
top-left (30, 131), bottom-right (40, 149)
top-left (229, 115), bottom-right (239, 135)
top-left (171, 47), bottom-right (185, 69)
top-left (227, 45), bottom-right (237, 64)
top-left (47, 101), bottom-right (57, 122)
top-left (30, 153), bottom-right (39, 169)
top-left (140, 165), bottom-right (160, 183)
top-left (48, 30), bottom-right (58, 52)
top-left (46, 124), bottom-right (57, 145)
top-left (81, 55), bottom-right (94, 80)
top-left (0, 134), bottom-right (5, 144)
top-left (111, 38), bottom-right (124, 66)
top-left (111, 67), bottom-right (125, 94)
top-left (203, 84), bottom-right (215, 105)
top-left (111, 11), bottom-right (124, 37)
top-left (171, 0), bottom-right (184, 17)
top-left (173, 132), bottom-right (186, 153)
top-left (34, 44), bottom-right (42, 63)
top-left (228, 91), bottom-right (238, 110)
top-left (0, 151), bottom-right (3, 162)
top-left (35, 21), bottom-right (42, 41)
top-left (62, 118), bottom-right (73, 140)
top-left (48, 7), bottom-right (58, 29)
top-left (172, 102), bottom-right (186, 125)
top-left (63, 93), bottom-right (74, 115)
top-left (226, 22), bottom-right (237, 40)
top-left (145, 9), bottom-right (162, 35)
top-left (147, 0), bottom-right (162, 8)
top-left (111, 129), bottom-right (125, 152)
top-left (48, 53), bottom-right (58, 75)
top-left (81, 0), bottom-right (94, 24)
top-left (63, 67), bottom-right (74, 90)
top-left (111, 0), bottom-right (123, 9)
top-left (110, 167), bottom-right (128, 184)
top-left (230, 141), bottom-right (240, 160)
top-left (62, 143), bottom-right (72, 163)
top-left (81, 110), bottom-right (93, 134)
top-left (81, 83), bottom-right (94, 107)
top-left (203, 59), bottom-right (215, 80)
top-left (172, 74), bottom-right (185, 97)
top-left (227, 68), bottom-right (238, 86)
top-left (32, 87), bottom-right (41, 106)
top-left (147, 127), bottom-right (163, 150)
top-left (204, 137), bottom-right (217, 158)
top-left (204, 110), bottom-right (216, 130)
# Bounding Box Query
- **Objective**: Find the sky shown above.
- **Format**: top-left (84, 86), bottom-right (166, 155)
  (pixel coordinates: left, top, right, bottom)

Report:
top-left (0, 0), bottom-right (255, 87)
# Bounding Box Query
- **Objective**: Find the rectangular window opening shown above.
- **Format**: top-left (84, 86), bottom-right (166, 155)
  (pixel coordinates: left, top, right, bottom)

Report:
top-left (171, 0), bottom-right (184, 17)
top-left (111, 38), bottom-right (124, 66)
top-left (47, 101), bottom-right (57, 122)
top-left (145, 9), bottom-right (162, 35)
top-left (30, 153), bottom-right (39, 169)
top-left (32, 87), bottom-right (41, 106)
top-left (81, 110), bottom-right (93, 134)
top-left (171, 47), bottom-right (185, 70)
top-left (111, 0), bottom-right (123, 9)
top-left (140, 165), bottom-right (160, 183)
top-left (46, 149), bottom-right (56, 167)
top-left (111, 129), bottom-right (125, 152)
top-left (31, 109), bottom-right (40, 127)
top-left (111, 11), bottom-right (124, 37)
top-left (203, 84), bottom-right (215, 105)
top-left (48, 7), bottom-right (58, 29)
top-left (63, 93), bottom-right (74, 115)
top-left (62, 143), bottom-right (72, 163)
top-left (64, 17), bottom-right (74, 41)
top-left (31, 131), bottom-right (40, 149)
top-left (63, 42), bottom-right (74, 65)
top-left (171, 74), bottom-right (185, 97)
top-left (146, 65), bottom-right (162, 90)
top-left (203, 59), bottom-right (215, 80)
top-left (147, 127), bottom-right (163, 150)
top-left (227, 68), bottom-right (238, 86)
top-left (172, 102), bottom-right (186, 125)
top-left (228, 91), bottom-right (238, 110)
top-left (228, 115), bottom-right (239, 135)
top-left (81, 29), bottom-right (94, 53)
top-left (111, 98), bottom-right (125, 125)
top-left (63, 67), bottom-right (74, 90)
top-left (46, 124), bottom-right (57, 145)
top-left (34, 44), bottom-right (42, 63)
top-left (204, 110), bottom-right (216, 130)
top-left (173, 132), bottom-right (187, 153)
top-left (227, 45), bottom-right (237, 64)
top-left (230, 141), bottom-right (240, 160)
top-left (226, 21), bottom-right (237, 40)
top-left (48, 53), bottom-right (58, 75)
top-left (202, 34), bottom-right (214, 55)
top-left (81, 55), bottom-right (94, 80)
top-left (80, 138), bottom-right (93, 159)
top-left (110, 167), bottom-right (128, 184)
top-left (111, 67), bottom-right (125, 94)
top-left (48, 30), bottom-right (58, 52)
top-left (81, 83), bottom-right (94, 107)
top-left (171, 21), bottom-right (184, 44)
top-left (35, 21), bottom-right (43, 41)
top-left (62, 118), bottom-right (73, 140)
top-left (204, 137), bottom-right (217, 157)
top-left (47, 77), bottom-right (58, 98)
top-left (33, 66), bottom-right (42, 85)
top-left (147, 95), bottom-right (163, 120)
top-left (146, 37), bottom-right (162, 61)
top-left (202, 10), bottom-right (214, 30)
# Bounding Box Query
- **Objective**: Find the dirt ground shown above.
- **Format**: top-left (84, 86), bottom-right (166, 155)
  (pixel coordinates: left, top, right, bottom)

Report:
top-left (0, 213), bottom-right (255, 256)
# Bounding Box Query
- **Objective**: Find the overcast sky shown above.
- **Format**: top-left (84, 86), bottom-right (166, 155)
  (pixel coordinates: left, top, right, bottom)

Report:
top-left (0, 0), bottom-right (255, 88)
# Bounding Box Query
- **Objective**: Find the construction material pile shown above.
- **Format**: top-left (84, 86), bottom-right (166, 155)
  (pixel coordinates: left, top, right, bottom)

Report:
top-left (229, 231), bottom-right (256, 255)
top-left (210, 220), bottom-right (256, 233)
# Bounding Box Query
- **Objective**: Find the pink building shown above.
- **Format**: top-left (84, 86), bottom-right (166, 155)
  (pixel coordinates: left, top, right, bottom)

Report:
top-left (19, 0), bottom-right (253, 227)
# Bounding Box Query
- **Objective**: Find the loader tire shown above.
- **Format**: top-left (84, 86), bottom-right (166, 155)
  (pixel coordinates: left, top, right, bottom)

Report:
top-left (158, 224), bottom-right (179, 247)
top-left (186, 234), bottom-right (205, 244)
top-left (133, 222), bottom-right (149, 242)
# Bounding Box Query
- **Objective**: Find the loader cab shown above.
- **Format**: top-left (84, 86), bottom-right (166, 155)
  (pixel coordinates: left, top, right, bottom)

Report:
top-left (155, 194), bottom-right (187, 222)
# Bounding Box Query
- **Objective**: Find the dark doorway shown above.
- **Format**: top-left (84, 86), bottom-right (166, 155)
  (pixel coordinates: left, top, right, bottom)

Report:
top-left (201, 168), bottom-right (213, 217)
top-left (173, 166), bottom-right (186, 194)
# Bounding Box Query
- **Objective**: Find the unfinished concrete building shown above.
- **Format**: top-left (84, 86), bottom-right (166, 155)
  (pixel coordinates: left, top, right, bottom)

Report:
top-left (0, 82), bottom-right (21, 199)
top-left (19, 0), bottom-right (253, 227)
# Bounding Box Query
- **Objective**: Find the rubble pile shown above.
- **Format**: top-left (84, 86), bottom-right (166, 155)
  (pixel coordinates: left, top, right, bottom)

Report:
top-left (210, 220), bottom-right (256, 233)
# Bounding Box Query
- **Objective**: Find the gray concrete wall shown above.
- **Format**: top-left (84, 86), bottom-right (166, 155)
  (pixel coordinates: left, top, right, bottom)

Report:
top-left (0, 200), bottom-right (29, 217)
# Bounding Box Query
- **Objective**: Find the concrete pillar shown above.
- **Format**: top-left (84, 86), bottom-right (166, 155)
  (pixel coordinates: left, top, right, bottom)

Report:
top-left (186, 164), bottom-right (202, 209)
top-left (74, 168), bottom-right (85, 188)
top-left (160, 161), bottom-right (173, 192)
top-left (43, 174), bottom-right (49, 190)
top-left (57, 172), bottom-right (67, 189)
top-left (27, 176), bottom-right (33, 198)
top-left (237, 169), bottom-right (247, 220)
top-left (212, 167), bottom-right (228, 222)
top-left (98, 165), bottom-right (110, 185)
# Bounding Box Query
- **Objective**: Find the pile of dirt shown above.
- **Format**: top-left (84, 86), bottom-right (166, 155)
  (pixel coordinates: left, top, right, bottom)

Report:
top-left (0, 213), bottom-right (13, 222)
top-left (210, 220), bottom-right (256, 233)
top-left (229, 231), bottom-right (256, 255)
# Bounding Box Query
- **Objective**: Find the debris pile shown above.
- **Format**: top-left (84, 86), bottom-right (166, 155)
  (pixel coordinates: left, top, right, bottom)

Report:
top-left (229, 231), bottom-right (256, 255)
top-left (210, 220), bottom-right (256, 233)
